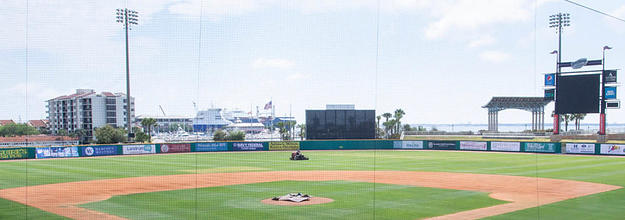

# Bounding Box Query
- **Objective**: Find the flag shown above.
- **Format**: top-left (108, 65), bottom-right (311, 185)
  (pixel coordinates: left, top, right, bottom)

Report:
top-left (264, 101), bottom-right (272, 110)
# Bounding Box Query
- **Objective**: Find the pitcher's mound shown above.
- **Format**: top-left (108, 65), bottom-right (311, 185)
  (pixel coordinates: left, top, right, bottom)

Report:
top-left (261, 197), bottom-right (334, 206)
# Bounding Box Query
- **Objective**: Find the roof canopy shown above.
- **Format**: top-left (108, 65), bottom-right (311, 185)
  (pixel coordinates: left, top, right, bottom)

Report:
top-left (482, 97), bottom-right (551, 112)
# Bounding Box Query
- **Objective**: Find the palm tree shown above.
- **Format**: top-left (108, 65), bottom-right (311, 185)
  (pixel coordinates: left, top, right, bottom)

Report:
top-left (394, 109), bottom-right (405, 134)
top-left (140, 118), bottom-right (157, 142)
top-left (382, 113), bottom-right (392, 138)
top-left (562, 114), bottom-right (573, 132)
top-left (297, 124), bottom-right (306, 140)
top-left (573, 113), bottom-right (586, 130)
top-left (375, 115), bottom-right (381, 138)
top-left (382, 113), bottom-right (392, 123)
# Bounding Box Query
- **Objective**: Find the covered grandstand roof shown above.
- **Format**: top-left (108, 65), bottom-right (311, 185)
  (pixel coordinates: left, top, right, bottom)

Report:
top-left (482, 97), bottom-right (551, 111)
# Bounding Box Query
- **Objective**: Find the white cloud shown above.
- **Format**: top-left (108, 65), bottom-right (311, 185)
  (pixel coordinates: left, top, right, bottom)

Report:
top-left (287, 72), bottom-right (310, 81)
top-left (168, 0), bottom-right (263, 19)
top-left (252, 58), bottom-right (295, 69)
top-left (424, 0), bottom-right (531, 39)
top-left (479, 50), bottom-right (510, 63)
top-left (468, 34), bottom-right (496, 48)
top-left (613, 4), bottom-right (625, 18)
top-left (168, 0), bottom-right (430, 18)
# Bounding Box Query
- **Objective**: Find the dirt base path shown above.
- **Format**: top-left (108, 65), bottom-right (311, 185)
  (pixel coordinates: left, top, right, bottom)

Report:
top-left (0, 171), bottom-right (620, 220)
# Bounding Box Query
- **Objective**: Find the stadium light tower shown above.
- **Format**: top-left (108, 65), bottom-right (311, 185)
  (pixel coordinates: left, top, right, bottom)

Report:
top-left (116, 8), bottom-right (139, 140)
top-left (548, 12), bottom-right (570, 135)
top-left (600, 46), bottom-right (612, 135)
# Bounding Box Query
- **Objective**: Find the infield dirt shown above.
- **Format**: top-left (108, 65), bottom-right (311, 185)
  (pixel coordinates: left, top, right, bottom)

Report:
top-left (0, 171), bottom-right (620, 220)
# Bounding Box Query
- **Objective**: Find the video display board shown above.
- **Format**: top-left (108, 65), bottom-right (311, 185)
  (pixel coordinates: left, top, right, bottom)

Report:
top-left (555, 74), bottom-right (600, 114)
top-left (306, 110), bottom-right (375, 139)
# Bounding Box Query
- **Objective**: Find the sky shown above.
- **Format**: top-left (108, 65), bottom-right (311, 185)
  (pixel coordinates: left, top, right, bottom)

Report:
top-left (1, 0), bottom-right (625, 125)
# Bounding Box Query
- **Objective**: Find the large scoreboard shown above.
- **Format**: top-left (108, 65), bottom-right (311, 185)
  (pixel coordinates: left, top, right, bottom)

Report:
top-left (306, 110), bottom-right (375, 140)
top-left (555, 74), bottom-right (600, 114)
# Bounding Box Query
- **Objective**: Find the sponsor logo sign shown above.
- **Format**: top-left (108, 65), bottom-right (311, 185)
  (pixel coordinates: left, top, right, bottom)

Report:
top-left (524, 142), bottom-right (558, 153)
top-left (491, 142), bottom-right (521, 152)
top-left (160, 143), bottom-right (191, 153)
top-left (605, 87), bottom-right (617, 100)
top-left (36, 147), bottom-right (79, 158)
top-left (604, 70), bottom-right (617, 83)
top-left (83, 145), bottom-right (117, 157)
top-left (122, 145), bottom-right (156, 155)
top-left (571, 58), bottom-right (588, 69)
top-left (600, 144), bottom-right (625, 155)
top-left (427, 141), bottom-right (457, 150)
top-left (544, 89), bottom-right (555, 100)
top-left (195, 142), bottom-right (228, 152)
top-left (232, 142), bottom-right (264, 151)
top-left (393, 141), bottom-right (424, 149)
top-left (0, 148), bottom-right (30, 160)
top-left (545, 74), bottom-right (555, 86)
top-left (459, 141), bottom-right (487, 151)
top-left (566, 143), bottom-right (595, 154)
top-left (269, 142), bottom-right (300, 151)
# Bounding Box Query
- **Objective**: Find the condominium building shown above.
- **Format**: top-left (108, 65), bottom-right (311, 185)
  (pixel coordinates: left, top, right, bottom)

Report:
top-left (47, 89), bottom-right (135, 139)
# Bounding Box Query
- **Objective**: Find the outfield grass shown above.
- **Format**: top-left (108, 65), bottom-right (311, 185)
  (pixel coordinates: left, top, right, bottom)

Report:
top-left (2, 150), bottom-right (625, 219)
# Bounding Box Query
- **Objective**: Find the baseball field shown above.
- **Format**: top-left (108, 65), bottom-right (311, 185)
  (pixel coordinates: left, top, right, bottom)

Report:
top-left (1, 149), bottom-right (625, 219)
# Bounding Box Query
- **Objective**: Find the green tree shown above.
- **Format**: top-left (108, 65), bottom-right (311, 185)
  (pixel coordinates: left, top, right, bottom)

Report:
top-left (135, 131), bottom-right (149, 142)
top-left (563, 114), bottom-right (574, 132)
top-left (0, 123), bottom-right (40, 137)
top-left (296, 124), bottom-right (306, 140)
top-left (276, 122), bottom-right (289, 140)
top-left (382, 113), bottom-right (392, 123)
top-left (56, 129), bottom-right (69, 136)
top-left (225, 130), bottom-right (245, 141)
top-left (140, 118), bottom-right (157, 142)
top-left (394, 109), bottom-right (406, 135)
top-left (70, 129), bottom-right (90, 144)
top-left (94, 125), bottom-right (127, 144)
top-left (375, 115), bottom-right (382, 138)
top-left (403, 124), bottom-right (415, 132)
top-left (38, 127), bottom-right (51, 135)
top-left (381, 113), bottom-right (393, 138)
top-left (213, 129), bottom-right (227, 141)
top-left (573, 113), bottom-right (586, 130)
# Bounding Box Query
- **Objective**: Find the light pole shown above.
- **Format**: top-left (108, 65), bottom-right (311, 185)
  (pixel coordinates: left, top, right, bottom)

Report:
top-left (549, 12), bottom-right (570, 135)
top-left (600, 46), bottom-right (612, 135)
top-left (116, 8), bottom-right (139, 140)
top-left (550, 50), bottom-right (558, 133)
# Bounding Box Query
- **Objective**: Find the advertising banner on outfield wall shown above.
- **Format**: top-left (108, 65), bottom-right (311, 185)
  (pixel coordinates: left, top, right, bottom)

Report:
top-left (122, 145), bottom-right (156, 155)
top-left (490, 142), bottom-right (521, 152)
top-left (459, 141), bottom-right (487, 151)
top-left (82, 145), bottom-right (118, 157)
top-left (269, 142), bottom-right (300, 151)
top-left (0, 148), bottom-right (30, 160)
top-left (600, 144), bottom-right (625, 155)
top-left (393, 141), bottom-right (424, 149)
top-left (566, 143), bottom-right (595, 154)
top-left (232, 142), bottom-right (264, 151)
top-left (36, 147), bottom-right (79, 158)
top-left (195, 142), bottom-right (228, 152)
top-left (160, 143), bottom-right (191, 153)
top-left (524, 142), bottom-right (558, 153)
top-left (426, 141), bottom-right (457, 150)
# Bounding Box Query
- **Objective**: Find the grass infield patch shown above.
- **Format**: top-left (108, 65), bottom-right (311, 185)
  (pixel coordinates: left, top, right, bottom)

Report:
top-left (80, 180), bottom-right (506, 220)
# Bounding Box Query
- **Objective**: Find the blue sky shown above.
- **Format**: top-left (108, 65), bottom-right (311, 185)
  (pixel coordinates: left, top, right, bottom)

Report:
top-left (1, 0), bottom-right (624, 125)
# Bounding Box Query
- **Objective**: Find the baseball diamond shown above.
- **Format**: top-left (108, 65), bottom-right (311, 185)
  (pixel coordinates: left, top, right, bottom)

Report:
top-left (1, 141), bottom-right (625, 219)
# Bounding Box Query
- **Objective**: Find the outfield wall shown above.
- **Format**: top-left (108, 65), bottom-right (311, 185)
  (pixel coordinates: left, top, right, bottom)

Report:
top-left (2, 140), bottom-right (625, 160)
